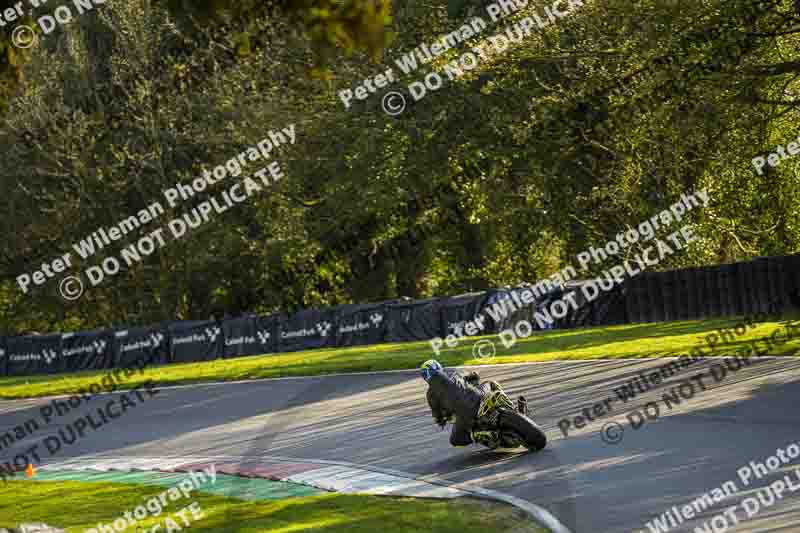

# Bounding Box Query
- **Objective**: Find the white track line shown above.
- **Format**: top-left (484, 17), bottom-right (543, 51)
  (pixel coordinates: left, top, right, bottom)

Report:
top-left (254, 454), bottom-right (573, 532)
top-left (40, 454), bottom-right (573, 533)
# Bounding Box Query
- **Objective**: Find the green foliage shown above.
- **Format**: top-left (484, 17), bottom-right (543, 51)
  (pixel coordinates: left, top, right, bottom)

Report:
top-left (162, 0), bottom-right (393, 63)
top-left (0, 0), bottom-right (392, 112)
top-left (0, 4), bottom-right (36, 115)
top-left (1, 0), bottom-right (799, 333)
top-left (0, 477), bottom-right (543, 532)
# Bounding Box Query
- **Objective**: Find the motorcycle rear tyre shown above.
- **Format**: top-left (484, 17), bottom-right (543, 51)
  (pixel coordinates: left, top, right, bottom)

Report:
top-left (499, 411), bottom-right (547, 451)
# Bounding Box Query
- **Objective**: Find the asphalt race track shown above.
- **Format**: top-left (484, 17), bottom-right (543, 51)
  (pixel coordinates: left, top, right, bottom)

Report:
top-left (3, 357), bottom-right (800, 533)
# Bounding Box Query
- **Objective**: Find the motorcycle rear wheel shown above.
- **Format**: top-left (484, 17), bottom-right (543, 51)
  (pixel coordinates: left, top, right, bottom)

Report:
top-left (499, 411), bottom-right (547, 451)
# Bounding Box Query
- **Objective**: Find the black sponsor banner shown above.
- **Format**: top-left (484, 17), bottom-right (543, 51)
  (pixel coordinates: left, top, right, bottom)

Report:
top-left (168, 320), bottom-right (222, 363)
top-left (575, 281), bottom-right (627, 327)
top-left (717, 263), bottom-right (730, 317)
top-left (334, 303), bottom-right (386, 347)
top-left (560, 282), bottom-right (593, 327)
top-left (0, 337), bottom-right (7, 377)
top-left (255, 314), bottom-right (279, 354)
top-left (789, 254), bottom-right (800, 308)
top-left (5, 333), bottom-right (62, 376)
top-left (480, 285), bottom-right (563, 332)
top-left (754, 257), bottom-right (770, 314)
top-left (222, 315), bottom-right (276, 358)
top-left (60, 329), bottom-right (114, 372)
top-left (277, 308), bottom-right (337, 353)
top-left (6, 252), bottom-right (800, 375)
top-left (696, 267), bottom-right (712, 322)
top-left (741, 260), bottom-right (758, 317)
top-left (538, 285), bottom-right (566, 329)
top-left (114, 325), bottom-right (169, 368)
top-left (384, 298), bottom-right (444, 343)
top-left (609, 283), bottom-right (630, 325)
top-left (440, 292), bottom-right (490, 339)
top-left (765, 257), bottom-right (782, 313)
top-left (480, 290), bottom-right (513, 332)
top-left (222, 316), bottom-right (256, 358)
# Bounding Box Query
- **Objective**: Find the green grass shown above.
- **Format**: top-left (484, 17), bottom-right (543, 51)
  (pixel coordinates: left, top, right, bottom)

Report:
top-left (0, 480), bottom-right (547, 533)
top-left (1, 315), bottom-right (798, 399)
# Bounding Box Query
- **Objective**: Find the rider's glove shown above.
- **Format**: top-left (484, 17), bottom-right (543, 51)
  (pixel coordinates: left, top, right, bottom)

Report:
top-left (464, 371), bottom-right (480, 386)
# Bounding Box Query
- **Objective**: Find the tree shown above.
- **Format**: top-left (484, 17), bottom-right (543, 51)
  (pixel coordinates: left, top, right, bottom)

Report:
top-left (1, 0), bottom-right (799, 333)
top-left (0, 0), bottom-right (392, 112)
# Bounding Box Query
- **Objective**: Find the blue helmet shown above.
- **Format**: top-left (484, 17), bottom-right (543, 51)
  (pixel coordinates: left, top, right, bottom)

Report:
top-left (421, 359), bottom-right (443, 382)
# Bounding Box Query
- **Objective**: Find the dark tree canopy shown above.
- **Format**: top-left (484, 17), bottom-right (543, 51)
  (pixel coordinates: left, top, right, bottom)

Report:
top-left (1, 0), bottom-right (799, 333)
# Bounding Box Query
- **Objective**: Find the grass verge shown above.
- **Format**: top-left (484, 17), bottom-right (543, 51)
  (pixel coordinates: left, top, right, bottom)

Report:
top-left (1, 315), bottom-right (798, 399)
top-left (0, 480), bottom-right (547, 533)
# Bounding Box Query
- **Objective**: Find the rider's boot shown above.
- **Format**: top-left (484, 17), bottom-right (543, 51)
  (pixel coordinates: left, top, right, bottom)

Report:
top-left (471, 430), bottom-right (501, 449)
top-left (517, 396), bottom-right (528, 414)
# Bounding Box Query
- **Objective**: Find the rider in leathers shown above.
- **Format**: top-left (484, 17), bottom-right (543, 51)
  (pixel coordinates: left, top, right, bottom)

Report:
top-left (423, 362), bottom-right (504, 446)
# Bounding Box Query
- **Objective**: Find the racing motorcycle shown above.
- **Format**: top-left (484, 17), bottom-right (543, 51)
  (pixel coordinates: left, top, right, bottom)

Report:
top-left (467, 389), bottom-right (548, 451)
